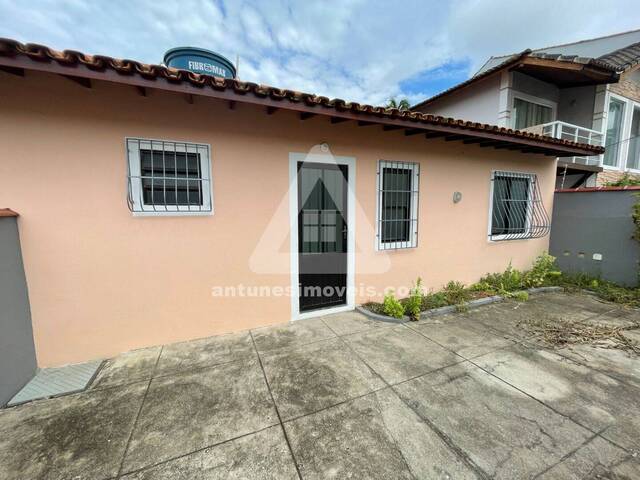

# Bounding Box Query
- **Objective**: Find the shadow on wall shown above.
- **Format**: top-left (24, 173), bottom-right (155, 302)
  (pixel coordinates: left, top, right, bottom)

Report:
top-left (550, 189), bottom-right (640, 287)
top-left (0, 210), bottom-right (37, 406)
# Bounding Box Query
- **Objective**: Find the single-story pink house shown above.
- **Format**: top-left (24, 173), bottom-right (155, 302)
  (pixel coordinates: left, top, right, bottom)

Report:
top-left (0, 39), bottom-right (603, 367)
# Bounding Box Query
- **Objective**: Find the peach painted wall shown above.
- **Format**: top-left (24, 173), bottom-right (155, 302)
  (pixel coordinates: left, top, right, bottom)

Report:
top-left (0, 71), bottom-right (556, 366)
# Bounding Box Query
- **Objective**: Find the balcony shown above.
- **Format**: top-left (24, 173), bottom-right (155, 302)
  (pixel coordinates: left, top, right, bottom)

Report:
top-left (523, 121), bottom-right (603, 166)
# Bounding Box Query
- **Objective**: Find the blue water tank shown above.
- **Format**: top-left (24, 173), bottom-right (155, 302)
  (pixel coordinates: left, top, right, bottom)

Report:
top-left (163, 47), bottom-right (236, 79)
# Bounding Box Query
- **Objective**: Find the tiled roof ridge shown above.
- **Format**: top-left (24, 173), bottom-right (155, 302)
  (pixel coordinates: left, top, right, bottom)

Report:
top-left (531, 28), bottom-right (640, 56)
top-left (0, 38), bottom-right (603, 153)
top-left (598, 40), bottom-right (640, 72)
top-left (480, 28), bottom-right (640, 66)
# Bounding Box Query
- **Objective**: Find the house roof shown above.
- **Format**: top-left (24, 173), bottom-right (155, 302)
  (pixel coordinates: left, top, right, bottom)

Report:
top-left (599, 41), bottom-right (640, 72)
top-left (411, 50), bottom-right (619, 110)
top-left (0, 38), bottom-right (603, 157)
top-left (476, 29), bottom-right (640, 75)
top-left (413, 29), bottom-right (640, 111)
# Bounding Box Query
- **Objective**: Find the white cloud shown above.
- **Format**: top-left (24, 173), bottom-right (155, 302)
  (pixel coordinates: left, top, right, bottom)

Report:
top-left (0, 0), bottom-right (639, 105)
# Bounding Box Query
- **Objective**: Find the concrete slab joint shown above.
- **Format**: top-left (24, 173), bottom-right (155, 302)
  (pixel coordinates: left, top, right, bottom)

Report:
top-left (0, 291), bottom-right (639, 480)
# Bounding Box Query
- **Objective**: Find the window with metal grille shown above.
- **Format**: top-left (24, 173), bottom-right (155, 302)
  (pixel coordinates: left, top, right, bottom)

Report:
top-left (126, 138), bottom-right (212, 215)
top-left (377, 161), bottom-right (419, 250)
top-left (489, 171), bottom-right (550, 241)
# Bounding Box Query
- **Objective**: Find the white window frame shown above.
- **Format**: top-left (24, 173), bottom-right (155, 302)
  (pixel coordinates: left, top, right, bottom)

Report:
top-left (126, 137), bottom-right (213, 216)
top-left (620, 97), bottom-right (640, 173)
top-left (376, 160), bottom-right (419, 250)
top-left (510, 91), bottom-right (557, 130)
top-left (601, 92), bottom-right (630, 171)
top-left (487, 170), bottom-right (535, 242)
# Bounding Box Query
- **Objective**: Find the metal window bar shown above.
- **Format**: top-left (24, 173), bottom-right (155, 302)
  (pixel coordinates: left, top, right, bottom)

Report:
top-left (490, 171), bottom-right (550, 241)
top-left (377, 160), bottom-right (419, 250)
top-left (126, 138), bottom-right (212, 213)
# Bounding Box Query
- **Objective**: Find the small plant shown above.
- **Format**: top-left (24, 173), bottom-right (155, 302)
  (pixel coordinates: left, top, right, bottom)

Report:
top-left (455, 303), bottom-right (469, 313)
top-left (404, 278), bottom-right (423, 321)
top-left (442, 281), bottom-right (469, 306)
top-left (604, 173), bottom-right (640, 187)
top-left (557, 272), bottom-right (640, 307)
top-left (469, 281), bottom-right (494, 293)
top-left (523, 252), bottom-right (561, 288)
top-left (422, 291), bottom-right (448, 310)
top-left (383, 291), bottom-right (405, 319)
top-left (480, 262), bottom-right (524, 293)
top-left (632, 193), bottom-right (640, 244)
top-left (507, 290), bottom-right (529, 302)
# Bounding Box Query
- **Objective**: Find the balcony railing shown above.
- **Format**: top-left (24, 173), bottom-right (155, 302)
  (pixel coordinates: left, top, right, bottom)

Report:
top-left (522, 121), bottom-right (603, 166)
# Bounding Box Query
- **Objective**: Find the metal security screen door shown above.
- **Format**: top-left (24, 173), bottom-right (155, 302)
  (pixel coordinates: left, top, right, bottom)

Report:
top-left (297, 162), bottom-right (348, 311)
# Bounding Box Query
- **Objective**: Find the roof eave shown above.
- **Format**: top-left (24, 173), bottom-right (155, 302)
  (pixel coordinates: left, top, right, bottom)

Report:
top-left (413, 59), bottom-right (618, 111)
top-left (0, 44), bottom-right (602, 158)
top-left (511, 56), bottom-right (619, 86)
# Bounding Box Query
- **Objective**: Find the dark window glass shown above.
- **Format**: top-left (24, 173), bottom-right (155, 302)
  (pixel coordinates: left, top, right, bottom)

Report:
top-left (299, 166), bottom-right (346, 253)
top-left (381, 167), bottom-right (412, 243)
top-left (491, 175), bottom-right (530, 236)
top-left (513, 98), bottom-right (553, 130)
top-left (140, 150), bottom-right (203, 206)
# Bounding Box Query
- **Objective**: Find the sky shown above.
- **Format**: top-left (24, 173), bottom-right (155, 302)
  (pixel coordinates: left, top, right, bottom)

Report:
top-left (1, 0), bottom-right (639, 106)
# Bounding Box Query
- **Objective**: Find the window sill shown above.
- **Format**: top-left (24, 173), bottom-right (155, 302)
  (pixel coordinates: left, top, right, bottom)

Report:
top-left (131, 210), bottom-right (213, 217)
top-left (601, 164), bottom-right (622, 171)
top-left (489, 234), bottom-right (534, 242)
top-left (377, 242), bottom-right (418, 250)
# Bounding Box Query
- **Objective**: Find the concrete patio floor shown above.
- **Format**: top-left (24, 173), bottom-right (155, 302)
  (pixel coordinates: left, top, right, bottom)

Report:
top-left (1, 292), bottom-right (639, 479)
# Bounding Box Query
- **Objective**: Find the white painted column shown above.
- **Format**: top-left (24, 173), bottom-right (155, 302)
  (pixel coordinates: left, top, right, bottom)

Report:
top-left (497, 71), bottom-right (512, 128)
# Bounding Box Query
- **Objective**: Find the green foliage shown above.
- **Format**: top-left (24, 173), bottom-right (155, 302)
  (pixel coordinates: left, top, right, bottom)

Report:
top-left (454, 303), bottom-right (469, 313)
top-left (604, 173), bottom-right (640, 187)
top-left (404, 278), bottom-right (423, 321)
top-left (558, 272), bottom-right (640, 307)
top-left (421, 291), bottom-right (448, 310)
top-left (505, 290), bottom-right (529, 302)
top-left (383, 291), bottom-right (405, 318)
top-left (523, 253), bottom-right (562, 288)
top-left (469, 281), bottom-right (494, 293)
top-left (633, 193), bottom-right (640, 245)
top-left (365, 252), bottom-right (640, 318)
top-left (479, 262), bottom-right (524, 293)
top-left (386, 98), bottom-right (411, 110)
top-left (442, 281), bottom-right (470, 306)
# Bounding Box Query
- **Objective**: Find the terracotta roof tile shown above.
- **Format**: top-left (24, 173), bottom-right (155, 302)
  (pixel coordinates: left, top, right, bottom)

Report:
top-left (0, 38), bottom-right (604, 156)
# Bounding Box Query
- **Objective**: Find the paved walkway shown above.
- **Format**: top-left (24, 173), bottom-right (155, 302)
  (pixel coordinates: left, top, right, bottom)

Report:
top-left (1, 292), bottom-right (639, 479)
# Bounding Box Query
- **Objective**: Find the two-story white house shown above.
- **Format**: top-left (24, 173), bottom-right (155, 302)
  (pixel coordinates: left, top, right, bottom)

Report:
top-left (413, 29), bottom-right (640, 188)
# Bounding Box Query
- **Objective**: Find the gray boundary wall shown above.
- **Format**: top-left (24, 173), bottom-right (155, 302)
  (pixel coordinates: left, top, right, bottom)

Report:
top-left (0, 215), bottom-right (37, 406)
top-left (550, 189), bottom-right (639, 287)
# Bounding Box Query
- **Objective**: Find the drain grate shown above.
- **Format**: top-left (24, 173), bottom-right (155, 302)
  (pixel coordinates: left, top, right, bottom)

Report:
top-left (7, 360), bottom-right (103, 407)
